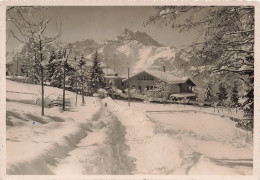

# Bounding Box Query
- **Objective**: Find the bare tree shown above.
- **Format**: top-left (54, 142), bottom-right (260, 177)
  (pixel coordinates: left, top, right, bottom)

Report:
top-left (7, 7), bottom-right (62, 116)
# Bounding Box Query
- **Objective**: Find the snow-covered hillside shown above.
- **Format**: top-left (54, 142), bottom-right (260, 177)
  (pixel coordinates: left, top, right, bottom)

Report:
top-left (6, 80), bottom-right (101, 174)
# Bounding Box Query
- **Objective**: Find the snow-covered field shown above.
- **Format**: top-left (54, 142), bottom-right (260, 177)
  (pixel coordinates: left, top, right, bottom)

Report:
top-left (6, 80), bottom-right (253, 175)
top-left (107, 100), bottom-right (253, 175)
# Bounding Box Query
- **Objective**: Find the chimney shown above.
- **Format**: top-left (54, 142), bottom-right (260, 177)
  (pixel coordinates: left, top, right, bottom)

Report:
top-left (163, 65), bottom-right (166, 72)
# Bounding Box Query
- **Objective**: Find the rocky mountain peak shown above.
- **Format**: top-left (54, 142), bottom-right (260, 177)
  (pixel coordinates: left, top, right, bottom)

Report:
top-left (117, 28), bottom-right (163, 47)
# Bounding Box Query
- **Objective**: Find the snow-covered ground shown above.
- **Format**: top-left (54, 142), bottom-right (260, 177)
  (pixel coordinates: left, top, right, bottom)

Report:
top-left (6, 80), bottom-right (134, 175)
top-left (6, 80), bottom-right (253, 175)
top-left (115, 99), bottom-right (244, 119)
top-left (6, 80), bottom-right (102, 174)
top-left (104, 99), bottom-right (253, 175)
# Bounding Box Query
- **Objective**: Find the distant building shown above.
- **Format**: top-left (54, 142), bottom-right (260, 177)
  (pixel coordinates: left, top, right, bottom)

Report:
top-left (121, 68), bottom-right (196, 98)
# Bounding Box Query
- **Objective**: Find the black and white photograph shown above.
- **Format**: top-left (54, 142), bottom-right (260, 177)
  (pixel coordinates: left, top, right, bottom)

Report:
top-left (2, 2), bottom-right (259, 178)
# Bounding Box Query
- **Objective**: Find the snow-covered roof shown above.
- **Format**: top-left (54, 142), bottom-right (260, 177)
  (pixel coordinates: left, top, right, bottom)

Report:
top-left (123, 70), bottom-right (194, 85)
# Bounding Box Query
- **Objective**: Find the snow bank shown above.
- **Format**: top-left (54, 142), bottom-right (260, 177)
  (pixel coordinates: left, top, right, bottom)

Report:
top-left (6, 80), bottom-right (102, 174)
top-left (7, 99), bottom-right (101, 174)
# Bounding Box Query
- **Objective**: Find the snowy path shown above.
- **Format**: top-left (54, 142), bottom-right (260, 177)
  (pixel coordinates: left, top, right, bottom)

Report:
top-left (52, 105), bottom-right (135, 175)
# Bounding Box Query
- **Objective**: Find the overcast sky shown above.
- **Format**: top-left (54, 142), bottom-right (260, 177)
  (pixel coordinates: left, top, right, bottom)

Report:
top-left (7, 6), bottom-right (200, 51)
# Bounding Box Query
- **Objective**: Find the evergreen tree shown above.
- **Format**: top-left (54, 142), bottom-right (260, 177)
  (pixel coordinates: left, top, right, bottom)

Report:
top-left (27, 62), bottom-right (40, 84)
top-left (61, 49), bottom-right (73, 111)
top-left (67, 60), bottom-right (79, 105)
top-left (22, 53), bottom-right (41, 84)
top-left (243, 80), bottom-right (254, 117)
top-left (50, 50), bottom-right (63, 88)
top-left (67, 57), bottom-right (79, 92)
top-left (204, 82), bottom-right (213, 102)
top-left (230, 82), bottom-right (239, 107)
top-left (46, 51), bottom-right (56, 82)
top-left (88, 51), bottom-right (105, 95)
top-left (217, 83), bottom-right (228, 105)
top-left (78, 55), bottom-right (88, 104)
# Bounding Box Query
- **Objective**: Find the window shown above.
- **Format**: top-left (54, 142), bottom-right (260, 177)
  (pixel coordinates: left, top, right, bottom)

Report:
top-left (121, 82), bottom-right (124, 86)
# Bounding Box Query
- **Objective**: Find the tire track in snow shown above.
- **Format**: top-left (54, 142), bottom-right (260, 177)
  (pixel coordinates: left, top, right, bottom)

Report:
top-left (53, 105), bottom-right (135, 175)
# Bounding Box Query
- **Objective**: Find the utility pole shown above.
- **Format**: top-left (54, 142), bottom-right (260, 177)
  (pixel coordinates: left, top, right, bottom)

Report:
top-left (128, 68), bottom-right (130, 106)
top-left (62, 49), bottom-right (67, 111)
top-left (113, 44), bottom-right (116, 74)
top-left (39, 39), bottom-right (44, 116)
top-left (114, 57), bottom-right (115, 74)
top-left (16, 59), bottom-right (19, 75)
top-left (74, 57), bottom-right (78, 106)
top-left (75, 78), bottom-right (78, 106)
top-left (81, 54), bottom-right (85, 104)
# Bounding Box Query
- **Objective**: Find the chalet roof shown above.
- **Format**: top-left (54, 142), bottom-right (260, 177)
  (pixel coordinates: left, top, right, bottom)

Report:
top-left (123, 70), bottom-right (195, 85)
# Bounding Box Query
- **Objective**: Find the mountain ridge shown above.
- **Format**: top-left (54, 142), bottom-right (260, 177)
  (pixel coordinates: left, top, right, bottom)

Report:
top-left (7, 28), bottom-right (197, 84)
